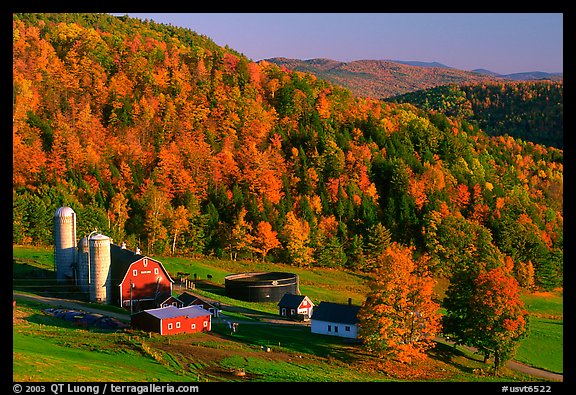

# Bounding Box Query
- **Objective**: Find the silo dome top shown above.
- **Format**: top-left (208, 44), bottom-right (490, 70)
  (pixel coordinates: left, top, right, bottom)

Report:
top-left (90, 233), bottom-right (111, 241)
top-left (54, 206), bottom-right (76, 218)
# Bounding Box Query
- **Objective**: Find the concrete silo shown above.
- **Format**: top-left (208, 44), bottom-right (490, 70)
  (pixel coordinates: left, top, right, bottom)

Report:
top-left (89, 233), bottom-right (112, 304)
top-left (53, 207), bottom-right (77, 284)
top-left (77, 237), bottom-right (89, 294)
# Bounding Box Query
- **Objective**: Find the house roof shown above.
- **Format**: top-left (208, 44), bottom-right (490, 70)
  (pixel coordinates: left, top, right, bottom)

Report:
top-left (277, 293), bottom-right (312, 308)
top-left (311, 301), bottom-right (360, 325)
top-left (158, 295), bottom-right (182, 305)
top-left (178, 291), bottom-right (197, 305)
top-left (141, 305), bottom-right (210, 320)
top-left (178, 292), bottom-right (219, 309)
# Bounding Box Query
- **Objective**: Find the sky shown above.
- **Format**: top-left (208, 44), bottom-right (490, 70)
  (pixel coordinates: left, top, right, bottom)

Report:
top-left (114, 13), bottom-right (563, 75)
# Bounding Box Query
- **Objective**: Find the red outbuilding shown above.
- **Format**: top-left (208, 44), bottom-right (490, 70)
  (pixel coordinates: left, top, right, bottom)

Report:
top-left (278, 293), bottom-right (314, 321)
top-left (131, 305), bottom-right (212, 335)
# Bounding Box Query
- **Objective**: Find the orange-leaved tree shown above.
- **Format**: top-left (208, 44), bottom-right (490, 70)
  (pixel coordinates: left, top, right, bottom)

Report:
top-left (358, 242), bottom-right (442, 363)
top-left (468, 266), bottom-right (529, 374)
top-left (251, 221), bottom-right (281, 261)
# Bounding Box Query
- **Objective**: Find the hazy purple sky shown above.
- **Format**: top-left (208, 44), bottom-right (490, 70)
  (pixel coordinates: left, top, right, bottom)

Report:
top-left (115, 13), bottom-right (563, 75)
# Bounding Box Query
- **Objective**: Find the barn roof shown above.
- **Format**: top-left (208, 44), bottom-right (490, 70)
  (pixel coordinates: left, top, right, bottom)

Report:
top-left (311, 301), bottom-right (360, 325)
top-left (142, 305), bottom-right (211, 320)
top-left (110, 244), bottom-right (174, 284)
top-left (278, 293), bottom-right (311, 308)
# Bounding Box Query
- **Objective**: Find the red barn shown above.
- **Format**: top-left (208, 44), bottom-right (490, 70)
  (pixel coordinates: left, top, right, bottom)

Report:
top-left (131, 305), bottom-right (212, 335)
top-left (110, 244), bottom-right (174, 312)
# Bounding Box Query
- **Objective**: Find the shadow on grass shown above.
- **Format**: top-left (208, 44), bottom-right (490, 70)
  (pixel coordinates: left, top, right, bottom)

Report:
top-left (427, 339), bottom-right (485, 374)
top-left (209, 322), bottom-right (367, 365)
top-left (193, 280), bottom-right (227, 297)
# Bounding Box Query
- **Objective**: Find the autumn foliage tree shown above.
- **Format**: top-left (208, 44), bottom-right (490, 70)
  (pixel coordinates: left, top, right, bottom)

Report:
top-left (442, 255), bottom-right (528, 375)
top-left (281, 211), bottom-right (313, 267)
top-left (471, 266), bottom-right (529, 374)
top-left (358, 242), bottom-right (441, 363)
top-left (251, 221), bottom-right (281, 261)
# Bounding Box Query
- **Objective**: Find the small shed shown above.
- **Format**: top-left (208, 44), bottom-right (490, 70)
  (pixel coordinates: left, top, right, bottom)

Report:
top-left (278, 293), bottom-right (314, 321)
top-left (158, 295), bottom-right (183, 308)
top-left (310, 300), bottom-right (360, 339)
top-left (131, 305), bottom-right (211, 335)
top-left (178, 292), bottom-right (221, 317)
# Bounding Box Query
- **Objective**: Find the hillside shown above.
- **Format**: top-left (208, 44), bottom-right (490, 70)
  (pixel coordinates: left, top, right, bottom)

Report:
top-left (266, 57), bottom-right (502, 99)
top-left (13, 12), bottom-right (563, 292)
top-left (388, 81), bottom-right (564, 148)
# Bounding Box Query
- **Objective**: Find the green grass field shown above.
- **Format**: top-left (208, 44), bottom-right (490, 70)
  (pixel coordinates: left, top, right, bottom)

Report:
top-left (513, 290), bottom-right (563, 374)
top-left (13, 245), bottom-right (563, 381)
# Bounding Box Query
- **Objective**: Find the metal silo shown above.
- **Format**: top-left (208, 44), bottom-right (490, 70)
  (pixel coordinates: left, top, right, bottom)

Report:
top-left (53, 207), bottom-right (77, 284)
top-left (77, 237), bottom-right (89, 294)
top-left (89, 233), bottom-right (112, 304)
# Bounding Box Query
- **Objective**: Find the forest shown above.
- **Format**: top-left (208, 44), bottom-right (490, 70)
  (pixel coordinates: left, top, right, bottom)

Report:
top-left (13, 13), bottom-right (563, 297)
top-left (388, 81), bottom-right (563, 149)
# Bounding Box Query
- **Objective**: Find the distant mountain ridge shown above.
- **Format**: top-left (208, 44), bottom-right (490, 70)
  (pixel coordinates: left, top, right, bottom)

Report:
top-left (265, 57), bottom-right (563, 99)
top-left (390, 60), bottom-right (452, 69)
top-left (472, 68), bottom-right (563, 81)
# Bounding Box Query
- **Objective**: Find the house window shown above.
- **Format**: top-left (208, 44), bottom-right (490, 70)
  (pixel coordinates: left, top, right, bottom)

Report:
top-left (191, 324), bottom-right (196, 330)
top-left (154, 268), bottom-right (159, 275)
top-left (176, 322), bottom-right (181, 328)
top-left (168, 323), bottom-right (173, 330)
top-left (203, 320), bottom-right (208, 327)
top-left (133, 269), bottom-right (138, 276)
top-left (334, 326), bottom-right (339, 333)
top-left (345, 326), bottom-right (351, 332)
top-left (143, 258), bottom-right (148, 267)
top-left (328, 325), bottom-right (332, 332)
top-left (291, 309), bottom-right (295, 315)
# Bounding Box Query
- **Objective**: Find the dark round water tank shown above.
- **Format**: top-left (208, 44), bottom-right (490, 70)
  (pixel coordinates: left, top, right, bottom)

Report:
top-left (224, 272), bottom-right (299, 302)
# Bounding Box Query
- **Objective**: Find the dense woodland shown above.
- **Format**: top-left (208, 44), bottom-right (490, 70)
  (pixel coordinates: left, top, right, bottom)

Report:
top-left (13, 13), bottom-right (563, 295)
top-left (388, 82), bottom-right (563, 149)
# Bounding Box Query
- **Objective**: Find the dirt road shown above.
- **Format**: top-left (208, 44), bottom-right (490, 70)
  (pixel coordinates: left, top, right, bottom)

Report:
top-left (13, 292), bottom-right (130, 322)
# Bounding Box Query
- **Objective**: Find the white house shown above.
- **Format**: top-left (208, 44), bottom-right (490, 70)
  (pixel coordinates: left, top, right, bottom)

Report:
top-left (310, 300), bottom-right (360, 339)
